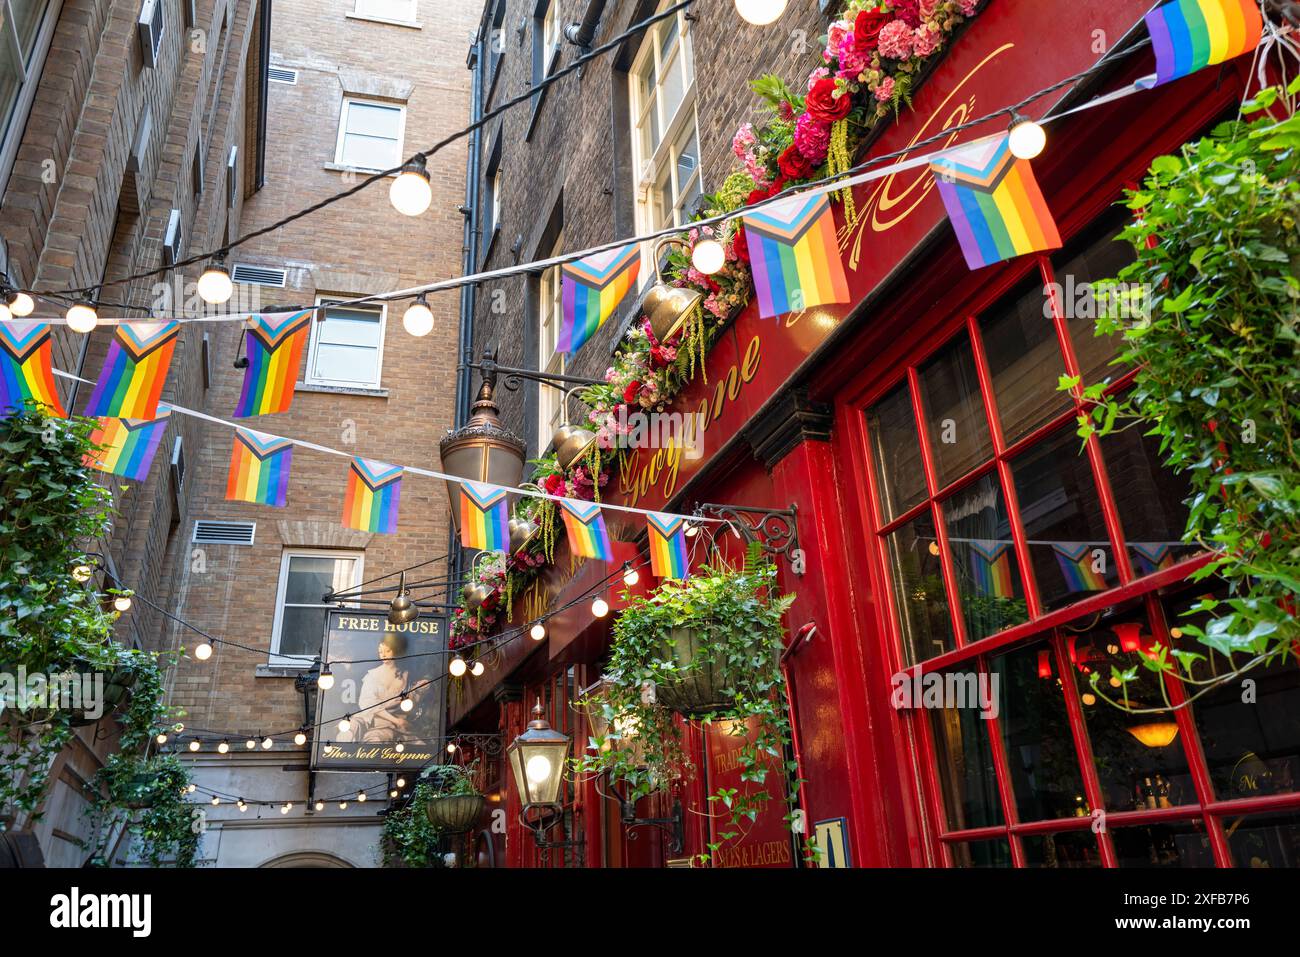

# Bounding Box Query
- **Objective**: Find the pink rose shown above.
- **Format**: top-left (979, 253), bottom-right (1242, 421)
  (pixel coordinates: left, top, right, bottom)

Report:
top-left (919, 0), bottom-right (941, 18)
top-left (825, 19), bottom-right (852, 62)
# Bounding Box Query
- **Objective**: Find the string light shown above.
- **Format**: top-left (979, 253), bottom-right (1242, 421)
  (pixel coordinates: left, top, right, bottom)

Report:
top-left (315, 801), bottom-right (324, 811)
top-left (446, 742), bottom-right (456, 754)
top-left (238, 799), bottom-right (247, 812)
top-left (691, 238), bottom-right (726, 275)
top-left (685, 523), bottom-right (699, 538)
top-left (449, 656), bottom-right (467, 677)
top-left (591, 598), bottom-right (609, 618)
top-left (734, 0), bottom-right (787, 26)
top-left (211, 795), bottom-right (220, 806)
top-left (155, 732), bottom-right (168, 745)
top-left (194, 641), bottom-right (213, 661)
top-left (338, 715), bottom-right (352, 734)
top-left (65, 300), bottom-right (98, 333)
top-left (72, 563), bottom-right (93, 583)
top-left (196, 260), bottom-right (233, 304)
top-left (189, 739), bottom-right (200, 752)
top-left (245, 737), bottom-right (257, 750)
top-left (293, 729), bottom-right (308, 746)
top-left (217, 740), bottom-right (230, 754)
top-left (394, 742), bottom-right (404, 753)
top-left (339, 802), bottom-right (348, 810)
top-left (1008, 113), bottom-right (1047, 160)
top-left (396, 777), bottom-right (406, 788)
top-left (389, 156), bottom-right (432, 216)
top-left (399, 694), bottom-right (413, 713)
top-left (174, 723), bottom-right (185, 733)
top-left (317, 668), bottom-right (335, 690)
top-left (402, 294), bottom-right (434, 337)
top-left (261, 736), bottom-right (273, 749)
top-left (356, 791), bottom-right (366, 803)
top-left (280, 803), bottom-right (290, 815)
top-left (470, 660), bottom-right (485, 677)
top-left (112, 594), bottom-right (133, 612)
top-left (3, 286), bottom-right (34, 317)
top-left (622, 564), bottom-right (639, 587)
top-left (187, 784), bottom-right (197, 793)
top-left (530, 621), bottom-right (546, 641)
top-left (389, 789), bottom-right (398, 798)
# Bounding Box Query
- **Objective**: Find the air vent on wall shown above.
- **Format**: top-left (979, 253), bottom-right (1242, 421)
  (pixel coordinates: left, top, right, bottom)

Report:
top-left (230, 263), bottom-right (287, 287)
top-left (192, 520), bottom-right (256, 546)
top-left (268, 67), bottom-right (298, 84)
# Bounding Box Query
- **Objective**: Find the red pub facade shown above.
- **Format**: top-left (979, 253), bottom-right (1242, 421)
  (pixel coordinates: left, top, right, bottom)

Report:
top-left (453, 0), bottom-right (1300, 869)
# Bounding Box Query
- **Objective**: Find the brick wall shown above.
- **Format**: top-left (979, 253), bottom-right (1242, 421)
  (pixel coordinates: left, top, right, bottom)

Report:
top-left (467, 0), bottom-right (829, 456)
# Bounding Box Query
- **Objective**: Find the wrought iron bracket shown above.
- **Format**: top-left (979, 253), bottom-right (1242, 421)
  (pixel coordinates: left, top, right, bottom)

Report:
top-left (596, 774), bottom-right (685, 854)
top-left (519, 806), bottom-right (586, 853)
top-left (695, 503), bottom-right (805, 576)
top-left (464, 349), bottom-right (602, 394)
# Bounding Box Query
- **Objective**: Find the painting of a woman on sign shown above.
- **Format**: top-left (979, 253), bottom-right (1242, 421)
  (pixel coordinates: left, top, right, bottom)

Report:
top-left (335, 633), bottom-right (429, 743)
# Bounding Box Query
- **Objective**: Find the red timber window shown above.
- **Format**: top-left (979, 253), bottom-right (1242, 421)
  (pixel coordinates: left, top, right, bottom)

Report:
top-left (859, 212), bottom-right (1300, 868)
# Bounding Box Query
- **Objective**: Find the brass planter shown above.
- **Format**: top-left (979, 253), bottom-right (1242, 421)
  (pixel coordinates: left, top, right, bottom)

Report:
top-left (650, 626), bottom-right (732, 717)
top-left (425, 793), bottom-right (486, 834)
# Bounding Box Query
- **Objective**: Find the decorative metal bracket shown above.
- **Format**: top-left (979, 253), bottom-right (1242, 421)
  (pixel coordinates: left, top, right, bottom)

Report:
top-left (519, 806), bottom-right (587, 860)
top-left (464, 348), bottom-right (602, 394)
top-left (595, 773), bottom-right (684, 854)
top-left (695, 503), bottom-right (805, 575)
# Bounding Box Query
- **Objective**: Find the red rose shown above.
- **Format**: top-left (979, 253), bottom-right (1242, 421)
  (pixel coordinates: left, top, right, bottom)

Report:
top-left (542, 473), bottom-right (565, 495)
top-left (733, 228), bottom-right (750, 264)
top-left (623, 380), bottom-right (641, 403)
top-left (778, 144), bottom-right (816, 181)
top-left (804, 78), bottom-right (852, 124)
top-left (853, 9), bottom-right (891, 52)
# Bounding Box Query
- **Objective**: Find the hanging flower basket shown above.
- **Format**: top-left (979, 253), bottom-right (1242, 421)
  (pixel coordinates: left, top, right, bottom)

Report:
top-left (425, 793), bottom-right (486, 834)
top-left (649, 627), bottom-right (734, 718)
top-left (68, 663), bottom-right (137, 727)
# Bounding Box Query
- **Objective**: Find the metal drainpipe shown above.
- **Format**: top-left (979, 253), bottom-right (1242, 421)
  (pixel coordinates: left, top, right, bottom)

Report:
top-left (563, 0), bottom-right (608, 51)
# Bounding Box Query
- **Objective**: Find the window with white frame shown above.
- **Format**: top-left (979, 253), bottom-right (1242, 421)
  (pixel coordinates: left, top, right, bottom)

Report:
top-left (334, 97), bottom-right (405, 171)
top-left (306, 298), bottom-right (387, 389)
top-left (0, 0), bottom-right (63, 197)
top-left (269, 550), bottom-right (363, 665)
top-left (353, 0), bottom-right (417, 23)
top-left (535, 0), bottom-right (561, 81)
top-left (628, 2), bottom-right (700, 265)
top-left (538, 232), bottom-right (566, 446)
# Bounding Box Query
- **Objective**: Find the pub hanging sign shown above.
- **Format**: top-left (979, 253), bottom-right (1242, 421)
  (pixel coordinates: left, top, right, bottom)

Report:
top-left (310, 609), bottom-right (447, 772)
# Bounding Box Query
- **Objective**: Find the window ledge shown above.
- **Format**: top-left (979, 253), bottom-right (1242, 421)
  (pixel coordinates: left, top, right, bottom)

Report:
top-left (323, 162), bottom-right (398, 178)
top-left (296, 382), bottom-right (389, 399)
top-left (345, 13), bottom-right (422, 29)
top-left (255, 664), bottom-right (311, 678)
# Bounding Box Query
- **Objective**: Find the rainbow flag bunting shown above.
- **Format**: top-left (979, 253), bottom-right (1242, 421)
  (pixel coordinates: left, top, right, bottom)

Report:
top-left (84, 406), bottom-right (171, 481)
top-left (1131, 542), bottom-right (1176, 576)
top-left (1146, 0), bottom-right (1263, 87)
top-left (460, 481), bottom-right (511, 552)
top-left (558, 243), bottom-right (640, 354)
top-left (342, 457), bottom-right (403, 534)
top-left (83, 320), bottom-right (180, 419)
top-left (226, 428), bottom-right (294, 507)
top-left (742, 193), bottom-right (849, 319)
top-left (1052, 543), bottom-right (1109, 593)
top-left (233, 311), bottom-right (314, 417)
top-left (929, 136), bottom-right (1061, 270)
top-left (968, 540), bottom-right (1016, 598)
top-left (0, 321), bottom-right (65, 417)
top-left (558, 499), bottom-right (612, 561)
top-left (647, 512), bottom-right (689, 580)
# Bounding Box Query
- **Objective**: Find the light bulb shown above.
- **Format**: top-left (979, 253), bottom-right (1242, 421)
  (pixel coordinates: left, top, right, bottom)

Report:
top-left (112, 594), bottom-right (133, 612)
top-left (211, 795), bottom-right (220, 806)
top-left (194, 641), bottom-right (213, 661)
top-left (446, 742), bottom-right (457, 754)
top-left (390, 159), bottom-right (433, 216)
top-left (338, 715), bottom-right (352, 734)
top-left (396, 777), bottom-right (406, 788)
top-left (685, 523), bottom-right (699, 537)
top-left (449, 656), bottom-right (467, 677)
top-left (65, 301), bottom-right (98, 333)
top-left (1008, 117), bottom-right (1047, 160)
top-left (238, 800), bottom-right (247, 812)
top-left (394, 742), bottom-right (404, 753)
top-left (623, 566), bottom-right (639, 586)
top-left (734, 0), bottom-right (787, 26)
top-left (339, 802), bottom-right (348, 810)
top-left (217, 740), bottom-right (230, 754)
top-left (8, 290), bottom-right (34, 317)
top-left (317, 668), bottom-right (335, 690)
top-left (525, 754), bottom-right (552, 784)
top-left (591, 598), bottom-right (609, 618)
top-left (399, 695), bottom-right (413, 713)
top-left (280, 804), bottom-right (290, 815)
top-left (245, 738), bottom-right (256, 750)
top-left (402, 296), bottom-right (434, 337)
top-left (72, 563), bottom-right (93, 583)
top-left (174, 723), bottom-right (184, 733)
top-left (261, 736), bottom-right (273, 749)
top-left (187, 784), bottom-right (197, 793)
top-left (357, 791), bottom-right (366, 803)
top-left (471, 660), bottom-right (485, 677)
top-left (293, 730), bottom-right (307, 746)
top-left (0, 301), bottom-right (9, 322)
top-left (196, 263), bottom-right (233, 304)
top-left (691, 238), bottom-right (726, 275)
top-left (389, 789), bottom-right (398, 798)
top-left (155, 733), bottom-right (168, 745)
top-left (315, 801), bottom-right (324, 811)
top-left (530, 621), bottom-right (546, 641)
top-left (189, 739), bottom-right (200, 752)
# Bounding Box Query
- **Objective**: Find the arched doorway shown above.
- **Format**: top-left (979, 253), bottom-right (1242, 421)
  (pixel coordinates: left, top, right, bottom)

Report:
top-left (259, 851), bottom-right (354, 868)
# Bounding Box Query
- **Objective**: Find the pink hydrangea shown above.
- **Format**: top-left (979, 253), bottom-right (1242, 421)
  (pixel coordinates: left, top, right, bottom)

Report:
top-left (958, 0), bottom-right (978, 14)
top-left (912, 23), bottom-right (940, 57)
top-left (731, 122), bottom-right (757, 159)
top-left (877, 19), bottom-right (915, 59)
top-left (806, 66), bottom-right (831, 91)
top-left (874, 75), bottom-right (896, 102)
top-left (794, 111), bottom-right (831, 163)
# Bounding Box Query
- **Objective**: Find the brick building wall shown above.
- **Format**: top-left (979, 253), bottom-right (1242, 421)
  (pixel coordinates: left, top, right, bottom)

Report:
top-left (163, 0), bottom-right (476, 867)
top-left (467, 0), bottom-right (828, 456)
top-left (0, 0), bottom-right (262, 864)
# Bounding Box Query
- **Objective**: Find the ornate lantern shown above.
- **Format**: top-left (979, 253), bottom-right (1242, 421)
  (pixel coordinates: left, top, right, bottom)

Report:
top-left (506, 700), bottom-right (570, 811)
top-left (439, 360), bottom-right (526, 529)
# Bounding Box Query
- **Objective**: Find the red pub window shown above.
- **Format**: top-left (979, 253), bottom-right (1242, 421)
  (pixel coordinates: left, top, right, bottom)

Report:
top-left (860, 213), bottom-right (1300, 867)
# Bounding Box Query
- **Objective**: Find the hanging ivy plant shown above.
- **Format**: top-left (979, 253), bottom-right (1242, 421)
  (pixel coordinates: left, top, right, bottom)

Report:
top-left (84, 752), bottom-right (198, 867)
top-left (1067, 86), bottom-right (1300, 706)
top-left (575, 546), bottom-right (799, 862)
top-left (381, 779), bottom-right (447, 868)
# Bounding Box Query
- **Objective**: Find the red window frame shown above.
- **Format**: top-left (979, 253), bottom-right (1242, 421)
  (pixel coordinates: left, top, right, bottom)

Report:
top-left (850, 241), bottom-right (1300, 868)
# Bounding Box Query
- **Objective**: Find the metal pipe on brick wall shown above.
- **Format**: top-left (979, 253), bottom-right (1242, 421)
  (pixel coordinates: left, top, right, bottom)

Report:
top-left (564, 0), bottom-right (609, 50)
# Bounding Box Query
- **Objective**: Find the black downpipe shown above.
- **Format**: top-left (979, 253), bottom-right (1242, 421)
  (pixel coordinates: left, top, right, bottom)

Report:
top-left (255, 0), bottom-right (272, 191)
top-left (564, 0), bottom-right (609, 50)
